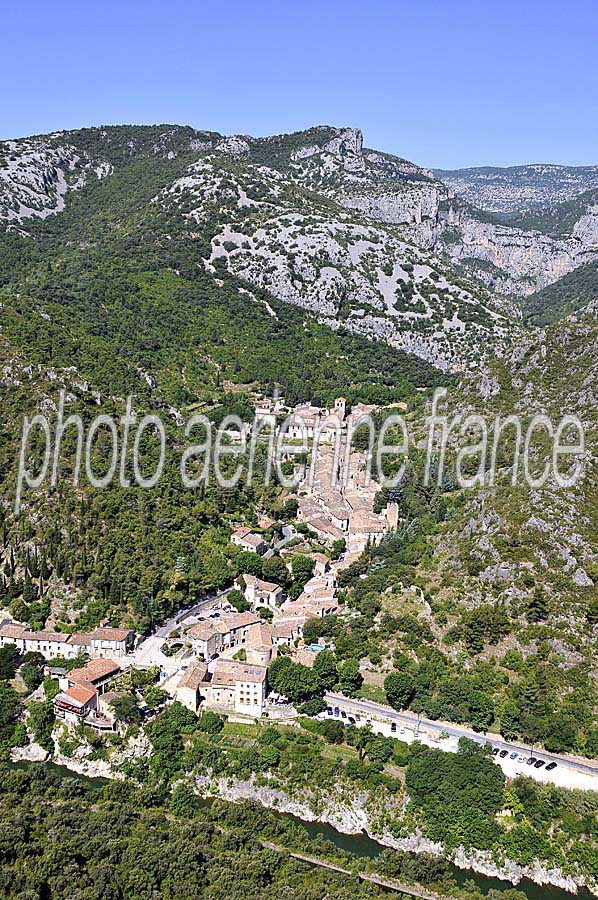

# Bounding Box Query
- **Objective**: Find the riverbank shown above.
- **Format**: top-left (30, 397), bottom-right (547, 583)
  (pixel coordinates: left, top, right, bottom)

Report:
top-left (261, 839), bottom-right (452, 899)
top-left (12, 738), bottom-right (596, 900)
top-left (194, 772), bottom-right (596, 898)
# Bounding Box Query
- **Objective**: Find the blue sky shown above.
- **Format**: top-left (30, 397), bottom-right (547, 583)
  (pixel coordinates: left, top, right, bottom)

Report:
top-left (1, 0), bottom-right (596, 168)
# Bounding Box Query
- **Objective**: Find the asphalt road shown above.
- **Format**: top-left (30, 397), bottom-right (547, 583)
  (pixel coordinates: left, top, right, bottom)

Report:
top-left (325, 692), bottom-right (598, 778)
top-left (154, 589), bottom-right (232, 638)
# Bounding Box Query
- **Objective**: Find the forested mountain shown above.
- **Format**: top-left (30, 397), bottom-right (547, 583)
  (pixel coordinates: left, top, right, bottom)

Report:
top-left (523, 260), bottom-right (598, 325)
top-left (508, 188), bottom-right (598, 241)
top-left (0, 123), bottom-right (596, 741)
top-left (0, 124), bottom-right (521, 373)
top-left (420, 308), bottom-right (598, 658)
top-left (0, 123), bottom-right (597, 900)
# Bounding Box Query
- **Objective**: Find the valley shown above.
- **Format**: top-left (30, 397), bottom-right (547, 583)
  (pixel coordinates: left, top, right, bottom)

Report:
top-left (0, 121), bottom-right (596, 900)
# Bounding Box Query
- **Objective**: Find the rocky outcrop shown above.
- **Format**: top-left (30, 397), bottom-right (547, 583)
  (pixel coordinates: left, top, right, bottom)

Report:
top-left (573, 202), bottom-right (598, 244)
top-left (453, 847), bottom-right (588, 895)
top-left (49, 728), bottom-right (151, 780)
top-left (11, 742), bottom-right (49, 762)
top-left (337, 182), bottom-right (441, 249)
top-left (437, 202), bottom-right (596, 295)
top-left (0, 136), bottom-right (111, 225)
top-left (324, 127), bottom-right (363, 156)
top-left (215, 136), bottom-right (251, 157)
top-left (194, 773), bottom-right (594, 895)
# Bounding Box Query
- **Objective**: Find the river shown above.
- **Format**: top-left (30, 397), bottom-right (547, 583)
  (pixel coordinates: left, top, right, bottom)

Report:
top-left (290, 813), bottom-right (594, 900)
top-left (10, 761), bottom-right (593, 900)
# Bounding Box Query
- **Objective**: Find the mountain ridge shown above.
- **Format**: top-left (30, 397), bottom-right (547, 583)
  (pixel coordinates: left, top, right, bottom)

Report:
top-left (0, 123), bottom-right (522, 373)
top-left (2, 123), bottom-right (597, 307)
top-left (434, 162), bottom-right (598, 215)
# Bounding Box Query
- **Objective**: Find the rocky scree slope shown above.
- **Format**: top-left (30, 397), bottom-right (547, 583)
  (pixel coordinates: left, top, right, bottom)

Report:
top-left (0, 124), bottom-right (521, 373)
top-left (419, 307), bottom-right (598, 659)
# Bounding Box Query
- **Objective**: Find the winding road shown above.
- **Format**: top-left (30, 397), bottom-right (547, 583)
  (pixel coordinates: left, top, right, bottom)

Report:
top-left (325, 692), bottom-right (598, 784)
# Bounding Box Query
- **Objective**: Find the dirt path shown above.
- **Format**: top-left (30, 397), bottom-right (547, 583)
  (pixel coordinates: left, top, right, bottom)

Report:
top-left (261, 840), bottom-right (450, 898)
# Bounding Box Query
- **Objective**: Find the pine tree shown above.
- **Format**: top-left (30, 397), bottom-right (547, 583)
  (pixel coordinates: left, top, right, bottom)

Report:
top-left (23, 572), bottom-right (36, 604)
top-left (527, 587), bottom-right (548, 622)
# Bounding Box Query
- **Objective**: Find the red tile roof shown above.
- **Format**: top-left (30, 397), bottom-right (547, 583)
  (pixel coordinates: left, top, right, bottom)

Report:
top-left (56, 683), bottom-right (97, 707)
top-left (89, 627), bottom-right (133, 642)
top-left (68, 658), bottom-right (120, 685)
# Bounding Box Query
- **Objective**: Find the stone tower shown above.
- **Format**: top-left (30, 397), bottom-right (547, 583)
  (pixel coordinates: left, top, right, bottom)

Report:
top-left (333, 397), bottom-right (346, 420)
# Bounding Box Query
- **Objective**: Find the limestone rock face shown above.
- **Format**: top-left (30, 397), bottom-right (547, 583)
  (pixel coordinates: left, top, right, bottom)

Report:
top-left (573, 202), bottom-right (598, 244)
top-left (11, 742), bottom-right (49, 762)
top-left (0, 135), bottom-right (112, 225)
top-left (324, 127), bottom-right (363, 156)
top-left (215, 135), bottom-right (251, 157)
top-left (437, 202), bottom-right (596, 295)
top-left (1, 121), bottom-right (596, 366)
top-left (271, 129), bottom-right (598, 298)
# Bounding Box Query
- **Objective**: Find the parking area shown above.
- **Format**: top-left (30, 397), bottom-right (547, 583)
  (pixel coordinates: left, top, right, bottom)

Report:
top-left (322, 702), bottom-right (598, 791)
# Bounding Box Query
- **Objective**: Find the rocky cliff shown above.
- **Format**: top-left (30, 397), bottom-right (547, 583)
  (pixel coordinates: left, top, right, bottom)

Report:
top-left (437, 199), bottom-right (597, 295)
top-left (1, 122), bottom-right (596, 356)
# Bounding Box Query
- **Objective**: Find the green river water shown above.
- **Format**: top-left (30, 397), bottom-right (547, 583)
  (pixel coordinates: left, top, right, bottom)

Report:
top-left (10, 761), bottom-right (593, 900)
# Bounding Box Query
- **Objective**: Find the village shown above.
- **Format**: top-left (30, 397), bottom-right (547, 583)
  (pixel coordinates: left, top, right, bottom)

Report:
top-left (1, 396), bottom-right (398, 730)
top-left (1, 396), bottom-right (596, 795)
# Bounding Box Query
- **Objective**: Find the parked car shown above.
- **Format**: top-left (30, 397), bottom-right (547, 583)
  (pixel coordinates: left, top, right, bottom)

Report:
top-left (333, 707), bottom-right (339, 717)
top-left (391, 722), bottom-right (397, 733)
top-left (492, 748), bottom-right (500, 755)
top-left (499, 749), bottom-right (508, 758)
top-left (527, 757), bottom-right (537, 765)
top-left (534, 759), bottom-right (545, 768)
top-left (326, 706), bottom-right (333, 716)
top-left (510, 752), bottom-right (518, 759)
top-left (341, 711), bottom-right (347, 719)
top-left (545, 761), bottom-right (557, 771)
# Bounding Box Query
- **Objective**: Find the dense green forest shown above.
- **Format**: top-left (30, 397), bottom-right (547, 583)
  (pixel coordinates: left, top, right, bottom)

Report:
top-left (0, 126), bottom-right (444, 635)
top-left (1, 719), bottom-right (596, 899)
top-left (0, 761), bottom-right (387, 900)
top-left (522, 260), bottom-right (598, 325)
